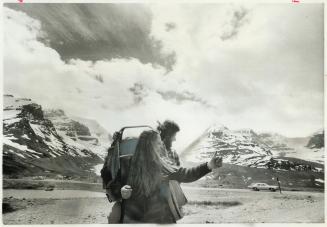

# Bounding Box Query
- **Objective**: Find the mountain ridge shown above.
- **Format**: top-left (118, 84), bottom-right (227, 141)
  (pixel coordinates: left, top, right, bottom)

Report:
top-left (3, 94), bottom-right (108, 179)
top-left (181, 124), bottom-right (324, 167)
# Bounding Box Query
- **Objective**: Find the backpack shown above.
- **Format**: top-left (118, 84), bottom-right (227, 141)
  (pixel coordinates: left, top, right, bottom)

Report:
top-left (100, 125), bottom-right (152, 202)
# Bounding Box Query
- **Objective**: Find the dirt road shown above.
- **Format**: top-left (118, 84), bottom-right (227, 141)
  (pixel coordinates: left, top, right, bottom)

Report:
top-left (2, 187), bottom-right (324, 224)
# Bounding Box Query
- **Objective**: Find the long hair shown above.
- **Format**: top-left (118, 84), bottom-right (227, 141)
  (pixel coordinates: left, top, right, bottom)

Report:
top-left (127, 130), bottom-right (177, 198)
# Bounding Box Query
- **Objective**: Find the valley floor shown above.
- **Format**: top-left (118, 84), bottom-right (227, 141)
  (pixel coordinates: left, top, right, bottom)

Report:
top-left (2, 186), bottom-right (325, 224)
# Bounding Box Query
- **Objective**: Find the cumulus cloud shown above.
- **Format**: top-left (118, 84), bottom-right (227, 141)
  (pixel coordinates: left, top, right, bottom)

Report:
top-left (4, 7), bottom-right (217, 150)
top-left (129, 82), bottom-right (149, 104)
top-left (5, 3), bottom-right (175, 70)
top-left (149, 3), bottom-right (323, 137)
top-left (3, 4), bottom-right (324, 152)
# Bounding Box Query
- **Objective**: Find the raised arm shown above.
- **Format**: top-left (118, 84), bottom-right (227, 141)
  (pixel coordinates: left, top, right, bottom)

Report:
top-left (168, 154), bottom-right (223, 183)
top-left (168, 162), bottom-right (212, 183)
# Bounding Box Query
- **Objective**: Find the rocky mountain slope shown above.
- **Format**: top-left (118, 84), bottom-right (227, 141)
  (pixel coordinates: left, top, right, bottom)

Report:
top-left (3, 95), bottom-right (105, 178)
top-left (181, 125), bottom-right (273, 168)
top-left (44, 109), bottom-right (111, 159)
top-left (180, 124), bottom-right (324, 189)
top-left (260, 130), bottom-right (324, 165)
top-left (181, 124), bottom-right (324, 167)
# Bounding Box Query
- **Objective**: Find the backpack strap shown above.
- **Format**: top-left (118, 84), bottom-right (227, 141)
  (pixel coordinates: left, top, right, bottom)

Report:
top-left (119, 156), bottom-right (132, 223)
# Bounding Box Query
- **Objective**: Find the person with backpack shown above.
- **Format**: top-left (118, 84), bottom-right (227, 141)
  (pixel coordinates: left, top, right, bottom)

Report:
top-left (120, 120), bottom-right (183, 207)
top-left (121, 130), bottom-right (222, 223)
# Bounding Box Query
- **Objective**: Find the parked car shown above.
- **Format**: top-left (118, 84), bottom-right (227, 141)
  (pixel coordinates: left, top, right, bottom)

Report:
top-left (248, 183), bottom-right (278, 191)
top-left (44, 185), bottom-right (55, 191)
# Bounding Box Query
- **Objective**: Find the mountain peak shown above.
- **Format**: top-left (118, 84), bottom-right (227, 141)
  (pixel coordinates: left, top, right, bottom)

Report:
top-left (312, 129), bottom-right (324, 136)
top-left (206, 124), bottom-right (228, 134)
top-left (234, 128), bottom-right (257, 136)
top-left (3, 96), bottom-right (105, 178)
top-left (182, 123), bottom-right (324, 167)
top-left (182, 125), bottom-right (273, 168)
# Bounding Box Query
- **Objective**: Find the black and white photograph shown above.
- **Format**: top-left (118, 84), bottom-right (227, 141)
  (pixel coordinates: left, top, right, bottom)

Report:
top-left (1, 0), bottom-right (325, 224)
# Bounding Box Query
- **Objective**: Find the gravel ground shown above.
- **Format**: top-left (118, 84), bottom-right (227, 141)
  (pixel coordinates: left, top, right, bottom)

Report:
top-left (2, 187), bottom-right (325, 224)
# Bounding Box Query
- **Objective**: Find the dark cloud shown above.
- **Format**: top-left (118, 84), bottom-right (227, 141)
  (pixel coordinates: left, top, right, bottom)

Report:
top-left (220, 7), bottom-right (249, 41)
top-left (128, 81), bottom-right (213, 108)
top-left (157, 90), bottom-right (212, 108)
top-left (5, 3), bottom-right (176, 71)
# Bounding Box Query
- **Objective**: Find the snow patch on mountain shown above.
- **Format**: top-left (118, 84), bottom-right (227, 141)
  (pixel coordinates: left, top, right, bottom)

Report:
top-left (44, 109), bottom-right (111, 159)
top-left (3, 95), bottom-right (101, 173)
top-left (182, 124), bottom-right (324, 168)
top-left (183, 125), bottom-right (273, 167)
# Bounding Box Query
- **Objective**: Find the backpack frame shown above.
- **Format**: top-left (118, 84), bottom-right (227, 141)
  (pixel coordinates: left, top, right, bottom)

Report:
top-left (101, 125), bottom-right (153, 202)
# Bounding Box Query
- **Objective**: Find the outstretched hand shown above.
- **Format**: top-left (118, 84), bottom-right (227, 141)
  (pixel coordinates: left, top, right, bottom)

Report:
top-left (207, 151), bottom-right (223, 170)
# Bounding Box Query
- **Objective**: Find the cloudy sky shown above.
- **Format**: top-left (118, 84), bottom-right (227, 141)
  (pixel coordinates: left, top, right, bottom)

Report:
top-left (3, 3), bottom-right (324, 150)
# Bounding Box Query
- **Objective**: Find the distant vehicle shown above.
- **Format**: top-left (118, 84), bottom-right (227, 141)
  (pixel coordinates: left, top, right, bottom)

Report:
top-left (44, 185), bottom-right (55, 191)
top-left (248, 183), bottom-right (278, 192)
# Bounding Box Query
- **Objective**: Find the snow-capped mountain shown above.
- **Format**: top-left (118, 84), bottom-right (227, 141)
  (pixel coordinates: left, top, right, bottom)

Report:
top-left (181, 124), bottom-right (324, 168)
top-left (180, 124), bottom-right (324, 189)
top-left (3, 94), bottom-right (103, 177)
top-left (44, 109), bottom-right (111, 159)
top-left (256, 132), bottom-right (291, 151)
top-left (266, 132), bottom-right (324, 165)
top-left (70, 116), bottom-right (112, 142)
top-left (181, 125), bottom-right (273, 168)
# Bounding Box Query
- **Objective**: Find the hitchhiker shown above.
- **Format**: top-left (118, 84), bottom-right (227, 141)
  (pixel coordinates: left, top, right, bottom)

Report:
top-left (122, 130), bottom-right (223, 223)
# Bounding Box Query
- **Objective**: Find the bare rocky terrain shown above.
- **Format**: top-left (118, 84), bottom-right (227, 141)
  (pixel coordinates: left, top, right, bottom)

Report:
top-left (2, 186), bottom-right (324, 224)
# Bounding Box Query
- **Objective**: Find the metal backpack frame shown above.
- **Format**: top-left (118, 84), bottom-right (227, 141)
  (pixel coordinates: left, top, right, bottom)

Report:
top-left (110, 125), bottom-right (153, 179)
top-left (107, 125), bottom-right (153, 223)
top-left (105, 125), bottom-right (153, 197)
